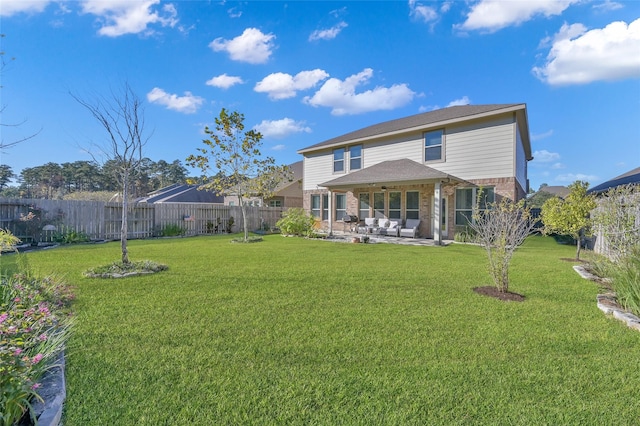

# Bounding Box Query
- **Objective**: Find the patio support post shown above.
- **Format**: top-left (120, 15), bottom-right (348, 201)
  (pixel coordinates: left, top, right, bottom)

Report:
top-left (434, 181), bottom-right (442, 245)
top-left (327, 190), bottom-right (333, 236)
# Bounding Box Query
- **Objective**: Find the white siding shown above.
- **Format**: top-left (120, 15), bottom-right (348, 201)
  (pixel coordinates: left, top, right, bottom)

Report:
top-left (431, 116), bottom-right (515, 180)
top-left (362, 134), bottom-right (423, 167)
top-left (303, 113), bottom-right (519, 189)
top-left (515, 124), bottom-right (527, 191)
top-left (303, 152), bottom-right (334, 190)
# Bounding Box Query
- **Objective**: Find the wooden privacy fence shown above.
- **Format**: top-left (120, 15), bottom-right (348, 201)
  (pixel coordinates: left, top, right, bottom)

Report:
top-left (0, 198), bottom-right (286, 242)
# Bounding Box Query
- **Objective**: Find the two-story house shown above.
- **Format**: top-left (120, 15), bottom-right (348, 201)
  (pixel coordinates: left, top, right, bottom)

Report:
top-left (298, 104), bottom-right (532, 243)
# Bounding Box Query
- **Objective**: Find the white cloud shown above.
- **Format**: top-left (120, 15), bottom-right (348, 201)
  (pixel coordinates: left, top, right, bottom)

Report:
top-left (303, 68), bottom-right (416, 116)
top-left (206, 74), bottom-right (244, 89)
top-left (533, 150), bottom-right (561, 163)
top-left (253, 118), bottom-right (312, 139)
top-left (458, 0), bottom-right (578, 33)
top-left (271, 144), bottom-right (286, 151)
top-left (531, 129), bottom-right (554, 141)
top-left (409, 0), bottom-right (438, 23)
top-left (593, 1), bottom-right (624, 12)
top-left (0, 0), bottom-right (52, 16)
top-left (555, 173), bottom-right (599, 183)
top-left (254, 69), bottom-right (329, 100)
top-left (309, 21), bottom-right (348, 41)
top-left (551, 162), bottom-right (565, 170)
top-left (146, 87), bottom-right (204, 114)
top-left (447, 96), bottom-right (471, 107)
top-left (533, 19), bottom-right (640, 85)
top-left (209, 28), bottom-right (276, 64)
top-left (81, 0), bottom-right (178, 37)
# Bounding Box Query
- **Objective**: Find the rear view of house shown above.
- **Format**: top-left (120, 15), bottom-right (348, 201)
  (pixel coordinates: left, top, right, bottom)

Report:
top-left (298, 104), bottom-right (532, 242)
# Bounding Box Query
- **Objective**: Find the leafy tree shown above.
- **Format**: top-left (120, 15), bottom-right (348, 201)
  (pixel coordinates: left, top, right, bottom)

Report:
top-left (541, 180), bottom-right (596, 260)
top-left (0, 164), bottom-right (15, 189)
top-left (526, 189), bottom-right (556, 208)
top-left (187, 108), bottom-right (291, 242)
top-left (469, 196), bottom-right (538, 293)
top-left (72, 83), bottom-right (149, 264)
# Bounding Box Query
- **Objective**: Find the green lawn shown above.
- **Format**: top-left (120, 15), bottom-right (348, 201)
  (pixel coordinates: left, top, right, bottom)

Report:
top-left (19, 235), bottom-right (640, 425)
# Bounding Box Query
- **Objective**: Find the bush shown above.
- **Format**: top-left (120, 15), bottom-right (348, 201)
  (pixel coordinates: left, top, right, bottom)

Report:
top-left (53, 228), bottom-right (91, 244)
top-left (453, 226), bottom-right (476, 243)
top-left (160, 223), bottom-right (186, 237)
top-left (1, 272), bottom-right (74, 426)
top-left (276, 208), bottom-right (315, 237)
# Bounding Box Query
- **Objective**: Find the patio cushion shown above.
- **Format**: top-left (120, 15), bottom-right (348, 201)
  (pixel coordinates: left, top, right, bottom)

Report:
top-left (378, 219), bottom-right (389, 228)
top-left (364, 217), bottom-right (376, 226)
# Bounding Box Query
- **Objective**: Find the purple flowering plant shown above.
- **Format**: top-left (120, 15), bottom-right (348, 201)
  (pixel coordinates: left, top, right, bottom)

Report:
top-left (1, 271), bottom-right (74, 425)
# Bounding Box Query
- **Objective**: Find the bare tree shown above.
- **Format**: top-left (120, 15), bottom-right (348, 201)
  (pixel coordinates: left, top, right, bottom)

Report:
top-left (469, 197), bottom-right (538, 293)
top-left (71, 84), bottom-right (149, 263)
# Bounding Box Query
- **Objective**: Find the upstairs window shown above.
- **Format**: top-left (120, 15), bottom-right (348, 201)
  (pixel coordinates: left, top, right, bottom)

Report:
top-left (333, 148), bottom-right (345, 173)
top-left (349, 145), bottom-right (362, 170)
top-left (425, 130), bottom-right (443, 162)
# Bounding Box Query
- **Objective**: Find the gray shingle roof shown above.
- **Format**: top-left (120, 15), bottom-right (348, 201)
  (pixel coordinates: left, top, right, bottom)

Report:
top-left (320, 159), bottom-right (463, 189)
top-left (299, 104), bottom-right (526, 153)
top-left (588, 166), bottom-right (640, 194)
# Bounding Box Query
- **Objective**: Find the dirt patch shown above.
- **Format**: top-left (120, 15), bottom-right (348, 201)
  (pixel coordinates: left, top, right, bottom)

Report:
top-left (560, 257), bottom-right (585, 263)
top-left (473, 286), bottom-right (526, 302)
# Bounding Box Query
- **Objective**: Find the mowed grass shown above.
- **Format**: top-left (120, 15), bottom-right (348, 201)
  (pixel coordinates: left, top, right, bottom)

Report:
top-left (21, 235), bottom-right (640, 425)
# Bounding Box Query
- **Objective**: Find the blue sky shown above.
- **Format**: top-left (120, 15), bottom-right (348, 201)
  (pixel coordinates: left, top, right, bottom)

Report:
top-left (1, 0), bottom-right (639, 191)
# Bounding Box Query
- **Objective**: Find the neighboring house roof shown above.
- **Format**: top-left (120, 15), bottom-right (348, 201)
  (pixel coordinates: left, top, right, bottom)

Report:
top-left (320, 159), bottom-right (465, 190)
top-left (588, 167), bottom-right (640, 195)
top-left (140, 184), bottom-right (224, 203)
top-left (273, 160), bottom-right (303, 195)
top-left (539, 185), bottom-right (570, 198)
top-left (298, 103), bottom-right (531, 159)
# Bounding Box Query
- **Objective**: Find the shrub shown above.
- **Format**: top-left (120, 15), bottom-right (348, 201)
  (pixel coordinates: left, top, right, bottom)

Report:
top-left (160, 223), bottom-right (186, 237)
top-left (468, 198), bottom-right (537, 293)
top-left (276, 208), bottom-right (315, 237)
top-left (453, 226), bottom-right (476, 243)
top-left (1, 272), bottom-right (74, 426)
top-left (53, 227), bottom-right (91, 244)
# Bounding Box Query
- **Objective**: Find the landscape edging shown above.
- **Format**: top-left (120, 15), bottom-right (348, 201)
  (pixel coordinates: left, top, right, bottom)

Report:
top-left (573, 265), bottom-right (640, 331)
top-left (31, 351), bottom-right (66, 426)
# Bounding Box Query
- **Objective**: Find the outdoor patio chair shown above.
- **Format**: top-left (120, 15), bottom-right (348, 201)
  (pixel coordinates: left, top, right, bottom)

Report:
top-left (400, 219), bottom-right (420, 238)
top-left (379, 220), bottom-right (400, 237)
top-left (358, 217), bottom-right (376, 234)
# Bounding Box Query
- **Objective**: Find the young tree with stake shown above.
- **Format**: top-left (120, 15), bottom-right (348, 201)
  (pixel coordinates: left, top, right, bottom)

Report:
top-left (187, 108), bottom-right (291, 242)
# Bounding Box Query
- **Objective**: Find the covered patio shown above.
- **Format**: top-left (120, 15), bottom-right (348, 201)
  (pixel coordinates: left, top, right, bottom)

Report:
top-left (318, 159), bottom-right (467, 245)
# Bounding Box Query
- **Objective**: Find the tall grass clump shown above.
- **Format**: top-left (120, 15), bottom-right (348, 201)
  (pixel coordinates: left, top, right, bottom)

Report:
top-left (276, 207), bottom-right (315, 237)
top-left (609, 244), bottom-right (640, 316)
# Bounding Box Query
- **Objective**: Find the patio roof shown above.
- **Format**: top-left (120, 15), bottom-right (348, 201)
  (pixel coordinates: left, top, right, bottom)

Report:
top-left (319, 159), bottom-right (465, 190)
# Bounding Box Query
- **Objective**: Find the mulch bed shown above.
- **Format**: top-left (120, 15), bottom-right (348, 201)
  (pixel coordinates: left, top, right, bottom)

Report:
top-left (473, 286), bottom-right (526, 302)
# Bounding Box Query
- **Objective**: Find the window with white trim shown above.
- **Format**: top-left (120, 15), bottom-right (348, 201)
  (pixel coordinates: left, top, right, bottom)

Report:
top-left (333, 148), bottom-right (345, 173)
top-left (359, 193), bottom-right (370, 219)
top-left (425, 129), bottom-right (443, 162)
top-left (406, 191), bottom-right (419, 220)
top-left (311, 195), bottom-right (321, 218)
top-left (373, 192), bottom-right (385, 218)
top-left (388, 191), bottom-right (401, 219)
top-left (335, 194), bottom-right (346, 220)
top-left (455, 187), bottom-right (495, 226)
top-left (349, 145), bottom-right (362, 170)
